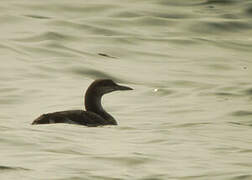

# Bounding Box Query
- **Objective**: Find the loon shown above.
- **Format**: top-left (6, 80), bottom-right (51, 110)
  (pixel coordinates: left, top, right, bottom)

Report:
top-left (32, 79), bottom-right (133, 127)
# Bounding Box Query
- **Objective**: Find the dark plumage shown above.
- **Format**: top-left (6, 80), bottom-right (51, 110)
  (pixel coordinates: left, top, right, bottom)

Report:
top-left (32, 79), bottom-right (133, 127)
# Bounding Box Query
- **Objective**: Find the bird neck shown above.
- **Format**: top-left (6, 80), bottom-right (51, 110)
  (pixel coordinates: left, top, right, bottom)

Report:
top-left (85, 89), bottom-right (117, 125)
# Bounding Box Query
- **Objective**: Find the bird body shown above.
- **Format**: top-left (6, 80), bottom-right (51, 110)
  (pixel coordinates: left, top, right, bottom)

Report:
top-left (32, 79), bottom-right (132, 126)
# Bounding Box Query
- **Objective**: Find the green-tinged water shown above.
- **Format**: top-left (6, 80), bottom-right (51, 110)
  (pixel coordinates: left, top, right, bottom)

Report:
top-left (1, 0), bottom-right (252, 179)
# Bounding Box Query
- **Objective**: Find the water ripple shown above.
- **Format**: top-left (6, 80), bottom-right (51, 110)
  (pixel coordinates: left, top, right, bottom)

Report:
top-left (13, 31), bottom-right (78, 42)
top-left (24, 14), bottom-right (51, 19)
top-left (191, 20), bottom-right (251, 34)
top-left (0, 165), bottom-right (29, 171)
top-left (70, 67), bottom-right (129, 84)
top-left (202, 0), bottom-right (238, 5)
top-left (232, 111), bottom-right (252, 117)
top-left (92, 156), bottom-right (152, 167)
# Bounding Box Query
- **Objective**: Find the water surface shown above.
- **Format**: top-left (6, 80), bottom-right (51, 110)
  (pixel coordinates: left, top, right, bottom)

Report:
top-left (0, 0), bottom-right (252, 179)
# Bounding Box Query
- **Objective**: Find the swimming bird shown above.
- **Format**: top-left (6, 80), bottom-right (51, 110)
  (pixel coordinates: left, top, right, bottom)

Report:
top-left (32, 79), bottom-right (133, 127)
